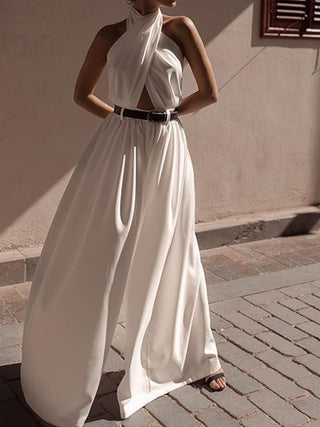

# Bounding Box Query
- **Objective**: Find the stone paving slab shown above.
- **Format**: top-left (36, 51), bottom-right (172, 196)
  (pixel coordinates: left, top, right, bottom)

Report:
top-left (1, 232), bottom-right (320, 426)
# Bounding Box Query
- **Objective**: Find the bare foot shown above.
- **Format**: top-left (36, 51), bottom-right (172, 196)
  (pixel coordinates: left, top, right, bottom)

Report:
top-left (204, 367), bottom-right (226, 390)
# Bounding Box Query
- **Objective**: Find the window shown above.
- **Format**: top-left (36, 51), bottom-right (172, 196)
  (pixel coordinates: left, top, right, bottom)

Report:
top-left (261, 0), bottom-right (320, 38)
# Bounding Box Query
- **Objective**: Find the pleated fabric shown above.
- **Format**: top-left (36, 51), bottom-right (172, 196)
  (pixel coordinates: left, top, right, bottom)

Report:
top-left (20, 4), bottom-right (221, 426)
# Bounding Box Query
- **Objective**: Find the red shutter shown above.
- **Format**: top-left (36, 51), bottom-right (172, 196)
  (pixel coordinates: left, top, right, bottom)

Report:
top-left (261, 0), bottom-right (320, 38)
top-left (310, 0), bottom-right (320, 30)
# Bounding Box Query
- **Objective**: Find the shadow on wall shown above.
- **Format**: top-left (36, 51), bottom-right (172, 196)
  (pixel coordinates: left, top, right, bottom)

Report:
top-left (0, 0), bottom-right (252, 246)
top-left (311, 63), bottom-right (320, 204)
top-left (1, 0), bottom-right (319, 247)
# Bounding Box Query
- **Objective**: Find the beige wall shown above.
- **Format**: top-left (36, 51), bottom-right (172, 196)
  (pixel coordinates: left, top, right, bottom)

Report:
top-left (1, 0), bottom-right (319, 250)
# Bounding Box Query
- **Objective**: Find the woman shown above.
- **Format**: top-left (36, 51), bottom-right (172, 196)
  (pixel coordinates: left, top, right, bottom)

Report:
top-left (21, 0), bottom-right (226, 425)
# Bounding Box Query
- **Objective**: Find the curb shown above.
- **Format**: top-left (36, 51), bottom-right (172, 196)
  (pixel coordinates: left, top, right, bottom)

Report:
top-left (1, 205), bottom-right (320, 288)
top-left (196, 205), bottom-right (320, 250)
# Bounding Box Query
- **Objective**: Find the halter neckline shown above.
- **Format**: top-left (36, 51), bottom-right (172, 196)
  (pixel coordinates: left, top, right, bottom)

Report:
top-left (129, 3), bottom-right (161, 19)
top-left (105, 2), bottom-right (182, 110)
top-left (126, 3), bottom-right (162, 32)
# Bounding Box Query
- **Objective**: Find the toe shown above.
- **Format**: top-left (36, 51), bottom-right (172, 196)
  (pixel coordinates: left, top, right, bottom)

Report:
top-left (209, 379), bottom-right (220, 389)
top-left (205, 368), bottom-right (227, 390)
top-left (210, 377), bottom-right (226, 390)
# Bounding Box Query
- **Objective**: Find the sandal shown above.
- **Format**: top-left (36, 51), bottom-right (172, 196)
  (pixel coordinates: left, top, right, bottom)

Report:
top-left (204, 372), bottom-right (226, 392)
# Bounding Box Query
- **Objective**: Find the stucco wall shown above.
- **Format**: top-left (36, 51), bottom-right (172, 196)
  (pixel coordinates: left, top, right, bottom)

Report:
top-left (1, 0), bottom-right (319, 250)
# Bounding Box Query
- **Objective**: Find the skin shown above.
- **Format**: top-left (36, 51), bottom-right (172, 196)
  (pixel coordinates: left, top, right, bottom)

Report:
top-left (73, 0), bottom-right (220, 119)
top-left (74, 0), bottom-right (225, 390)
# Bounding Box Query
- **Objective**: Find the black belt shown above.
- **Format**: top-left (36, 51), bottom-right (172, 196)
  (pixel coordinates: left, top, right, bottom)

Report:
top-left (114, 105), bottom-right (179, 122)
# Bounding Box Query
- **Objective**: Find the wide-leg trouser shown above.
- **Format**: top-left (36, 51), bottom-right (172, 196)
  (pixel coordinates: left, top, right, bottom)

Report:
top-left (20, 113), bottom-right (221, 426)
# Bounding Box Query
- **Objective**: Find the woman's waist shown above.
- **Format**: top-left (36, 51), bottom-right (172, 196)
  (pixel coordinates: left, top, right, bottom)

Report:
top-left (113, 105), bottom-right (179, 123)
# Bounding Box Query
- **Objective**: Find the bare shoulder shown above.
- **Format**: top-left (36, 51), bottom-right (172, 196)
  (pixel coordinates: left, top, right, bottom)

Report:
top-left (163, 14), bottom-right (197, 32)
top-left (94, 19), bottom-right (127, 50)
top-left (162, 14), bottom-right (201, 56)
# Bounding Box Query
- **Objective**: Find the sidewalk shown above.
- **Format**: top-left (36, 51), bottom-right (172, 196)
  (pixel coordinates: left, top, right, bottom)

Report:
top-left (1, 231), bottom-right (320, 426)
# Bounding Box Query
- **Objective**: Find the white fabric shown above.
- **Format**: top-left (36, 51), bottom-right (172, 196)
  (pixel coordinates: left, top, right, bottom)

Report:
top-left (20, 4), bottom-right (221, 426)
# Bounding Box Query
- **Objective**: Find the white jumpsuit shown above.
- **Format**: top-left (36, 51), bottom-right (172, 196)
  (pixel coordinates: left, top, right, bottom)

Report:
top-left (20, 3), bottom-right (221, 426)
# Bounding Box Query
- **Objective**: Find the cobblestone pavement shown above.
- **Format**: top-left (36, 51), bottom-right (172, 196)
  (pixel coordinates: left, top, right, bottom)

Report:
top-left (1, 231), bottom-right (320, 426)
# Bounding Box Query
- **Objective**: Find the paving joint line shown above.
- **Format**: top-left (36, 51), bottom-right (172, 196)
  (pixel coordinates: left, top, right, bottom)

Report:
top-left (234, 361), bottom-right (319, 421)
top-left (142, 403), bottom-right (170, 427)
top-left (208, 279), bottom-right (320, 306)
top-left (218, 308), bottom-right (313, 342)
top-left (198, 385), bottom-right (255, 424)
top-left (166, 389), bottom-right (215, 424)
top-left (214, 346), bottom-right (319, 417)
top-left (165, 392), bottom-right (208, 426)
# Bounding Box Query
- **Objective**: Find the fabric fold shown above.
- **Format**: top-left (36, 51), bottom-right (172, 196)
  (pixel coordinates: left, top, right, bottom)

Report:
top-left (107, 4), bottom-right (163, 108)
top-left (20, 4), bottom-right (221, 426)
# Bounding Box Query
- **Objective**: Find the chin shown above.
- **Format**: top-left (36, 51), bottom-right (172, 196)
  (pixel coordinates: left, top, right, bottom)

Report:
top-left (161, 0), bottom-right (177, 8)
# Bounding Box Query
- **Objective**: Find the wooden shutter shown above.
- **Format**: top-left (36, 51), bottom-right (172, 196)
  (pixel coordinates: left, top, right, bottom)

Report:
top-left (261, 0), bottom-right (320, 38)
top-left (311, 0), bottom-right (320, 31)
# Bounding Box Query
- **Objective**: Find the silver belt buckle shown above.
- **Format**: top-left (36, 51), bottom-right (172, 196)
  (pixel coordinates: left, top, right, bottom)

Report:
top-left (146, 111), bottom-right (153, 121)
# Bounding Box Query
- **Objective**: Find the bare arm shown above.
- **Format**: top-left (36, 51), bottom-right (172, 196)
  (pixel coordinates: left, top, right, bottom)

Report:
top-left (73, 27), bottom-right (114, 119)
top-left (173, 16), bottom-right (219, 116)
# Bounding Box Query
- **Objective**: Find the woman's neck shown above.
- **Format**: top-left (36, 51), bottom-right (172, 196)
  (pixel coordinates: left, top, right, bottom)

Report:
top-left (131, 1), bottom-right (159, 17)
